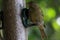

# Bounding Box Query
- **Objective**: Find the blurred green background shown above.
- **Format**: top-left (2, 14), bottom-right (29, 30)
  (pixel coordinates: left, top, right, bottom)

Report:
top-left (0, 0), bottom-right (60, 40)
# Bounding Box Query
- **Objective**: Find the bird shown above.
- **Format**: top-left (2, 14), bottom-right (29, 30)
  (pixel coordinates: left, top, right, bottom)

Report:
top-left (28, 1), bottom-right (47, 40)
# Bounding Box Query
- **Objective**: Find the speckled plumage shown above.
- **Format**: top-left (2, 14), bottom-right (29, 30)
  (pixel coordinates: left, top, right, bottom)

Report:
top-left (28, 1), bottom-right (47, 40)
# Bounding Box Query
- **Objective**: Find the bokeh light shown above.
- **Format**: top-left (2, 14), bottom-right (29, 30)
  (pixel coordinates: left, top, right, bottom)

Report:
top-left (44, 8), bottom-right (56, 22)
top-left (56, 17), bottom-right (60, 25)
top-left (46, 8), bottom-right (56, 19)
top-left (52, 19), bottom-right (60, 31)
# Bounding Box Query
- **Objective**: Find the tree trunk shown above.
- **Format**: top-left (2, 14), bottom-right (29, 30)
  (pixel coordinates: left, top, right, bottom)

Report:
top-left (3, 0), bottom-right (27, 40)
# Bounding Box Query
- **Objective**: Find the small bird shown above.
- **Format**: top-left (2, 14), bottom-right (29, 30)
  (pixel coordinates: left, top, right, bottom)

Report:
top-left (28, 1), bottom-right (47, 40)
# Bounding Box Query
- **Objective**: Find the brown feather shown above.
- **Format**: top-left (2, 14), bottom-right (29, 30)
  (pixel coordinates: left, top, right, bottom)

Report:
top-left (28, 1), bottom-right (47, 40)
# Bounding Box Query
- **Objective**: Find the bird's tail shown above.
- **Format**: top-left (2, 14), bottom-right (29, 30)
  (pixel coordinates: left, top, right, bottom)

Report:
top-left (38, 24), bottom-right (47, 40)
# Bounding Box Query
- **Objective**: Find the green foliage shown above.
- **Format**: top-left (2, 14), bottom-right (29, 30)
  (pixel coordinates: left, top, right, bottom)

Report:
top-left (28, 27), bottom-right (41, 40)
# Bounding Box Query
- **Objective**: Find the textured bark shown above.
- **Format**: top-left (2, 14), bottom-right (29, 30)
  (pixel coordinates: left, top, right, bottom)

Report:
top-left (3, 0), bottom-right (26, 40)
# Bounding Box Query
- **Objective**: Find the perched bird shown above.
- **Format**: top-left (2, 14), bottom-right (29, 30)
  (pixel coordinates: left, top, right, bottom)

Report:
top-left (28, 1), bottom-right (47, 40)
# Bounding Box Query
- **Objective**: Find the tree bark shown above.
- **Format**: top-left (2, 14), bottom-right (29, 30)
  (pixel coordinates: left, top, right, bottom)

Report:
top-left (3, 0), bottom-right (26, 40)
